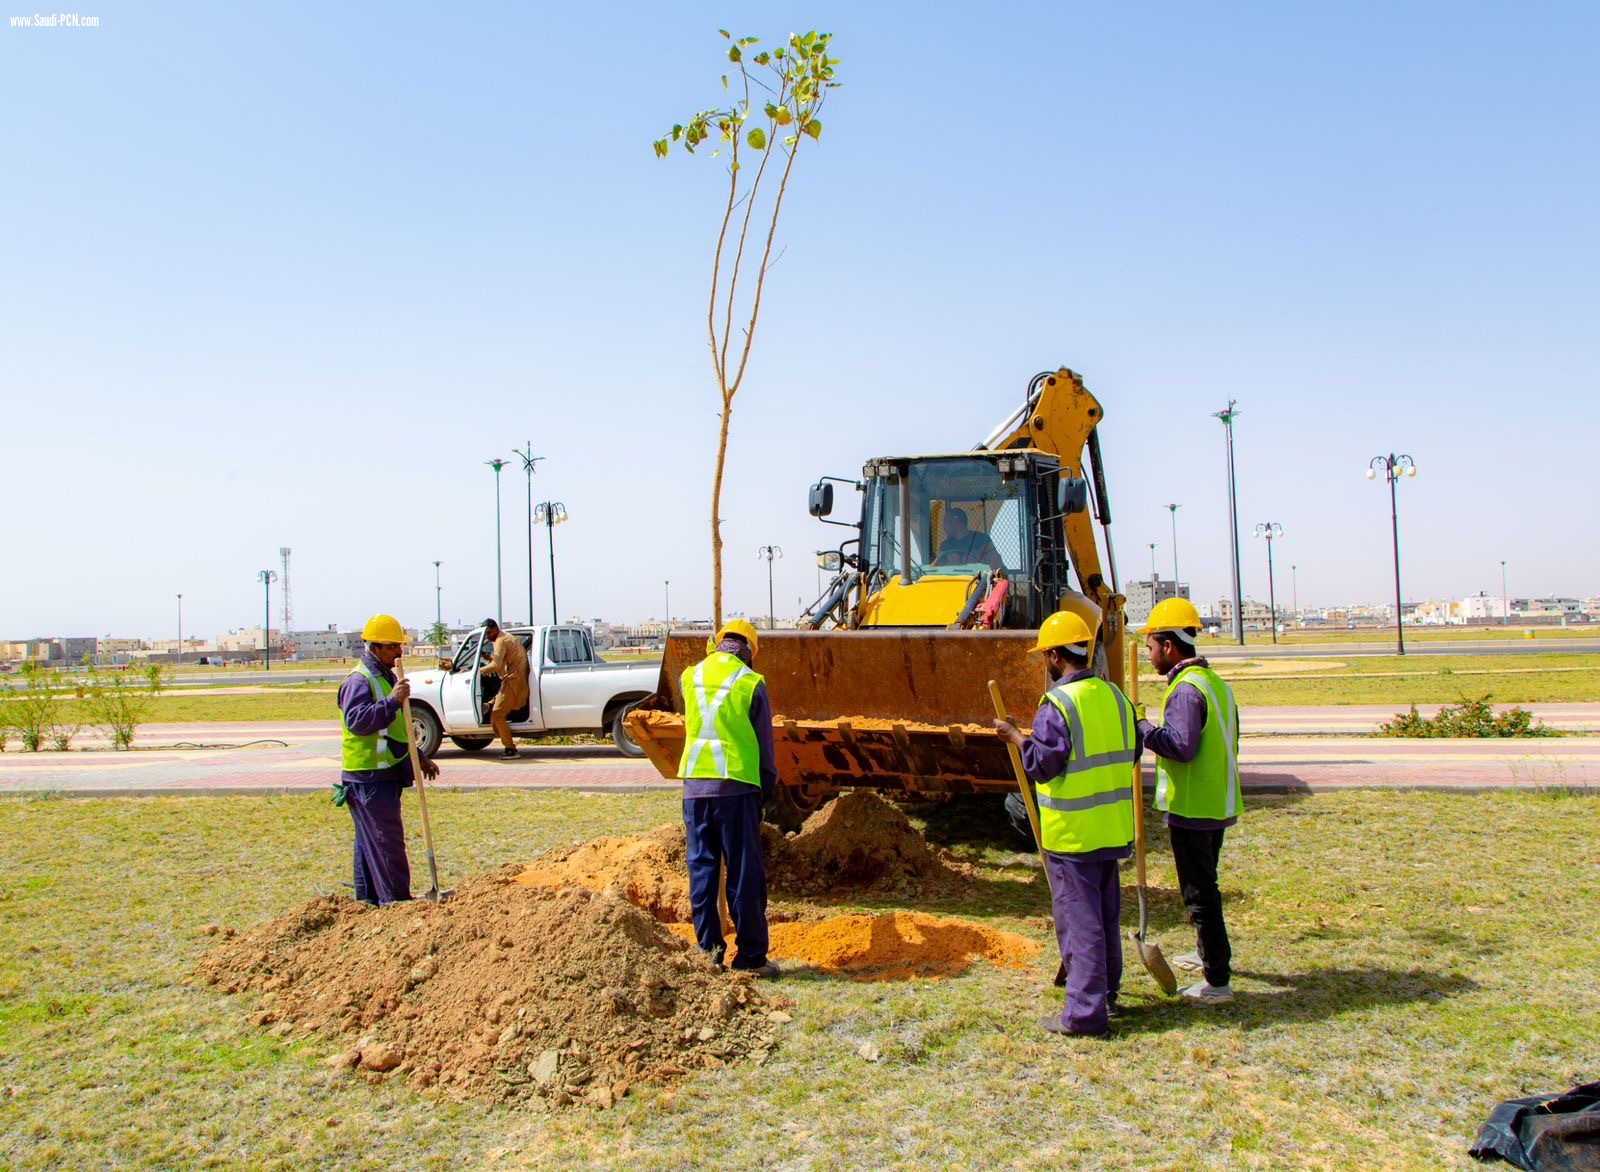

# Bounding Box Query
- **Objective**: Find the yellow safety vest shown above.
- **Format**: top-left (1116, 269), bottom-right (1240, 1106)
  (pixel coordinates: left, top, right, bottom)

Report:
top-left (341, 662), bottom-right (409, 772)
top-left (677, 652), bottom-right (763, 786)
top-left (1036, 676), bottom-right (1136, 854)
top-left (1153, 664), bottom-right (1241, 820)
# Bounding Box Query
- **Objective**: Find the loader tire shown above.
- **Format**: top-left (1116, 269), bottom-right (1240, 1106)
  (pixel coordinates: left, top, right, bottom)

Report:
top-left (765, 784), bottom-right (833, 834)
top-left (450, 736), bottom-right (493, 753)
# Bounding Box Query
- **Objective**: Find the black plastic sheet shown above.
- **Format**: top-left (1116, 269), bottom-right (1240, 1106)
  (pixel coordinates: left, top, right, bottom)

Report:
top-left (1470, 1080), bottom-right (1600, 1170)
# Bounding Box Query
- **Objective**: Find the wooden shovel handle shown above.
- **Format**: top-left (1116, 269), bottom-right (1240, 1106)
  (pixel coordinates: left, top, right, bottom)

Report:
top-left (394, 659), bottom-right (437, 862)
top-left (1128, 642), bottom-right (1147, 889)
top-left (988, 680), bottom-right (1044, 854)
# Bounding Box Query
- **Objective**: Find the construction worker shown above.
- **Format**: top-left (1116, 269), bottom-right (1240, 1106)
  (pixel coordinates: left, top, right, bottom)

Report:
top-left (934, 506), bottom-right (1004, 570)
top-left (479, 618), bottom-right (529, 760)
top-left (336, 614), bottom-right (439, 905)
top-left (1136, 597), bottom-right (1241, 1005)
top-left (994, 610), bottom-right (1139, 1037)
top-left (678, 618), bottom-right (780, 978)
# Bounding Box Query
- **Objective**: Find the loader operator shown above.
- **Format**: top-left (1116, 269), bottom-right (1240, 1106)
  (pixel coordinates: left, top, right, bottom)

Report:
top-left (1136, 597), bottom-right (1241, 1005)
top-left (479, 619), bottom-right (529, 761)
top-left (994, 610), bottom-right (1140, 1037)
top-left (677, 619), bottom-right (781, 978)
top-left (934, 507), bottom-right (1003, 570)
top-left (336, 614), bottom-right (440, 906)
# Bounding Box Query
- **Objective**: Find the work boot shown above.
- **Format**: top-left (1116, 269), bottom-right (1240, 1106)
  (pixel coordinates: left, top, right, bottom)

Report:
top-left (1179, 981), bottom-right (1235, 1005)
top-left (734, 961), bottom-right (781, 979)
top-left (1037, 1015), bottom-right (1107, 1039)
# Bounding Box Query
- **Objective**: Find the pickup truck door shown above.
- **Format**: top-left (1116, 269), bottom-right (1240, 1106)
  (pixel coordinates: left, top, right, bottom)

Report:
top-left (442, 631), bottom-right (486, 730)
top-left (534, 626), bottom-right (604, 730)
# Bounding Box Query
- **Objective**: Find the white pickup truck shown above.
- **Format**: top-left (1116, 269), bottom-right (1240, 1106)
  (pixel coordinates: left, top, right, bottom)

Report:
top-left (402, 624), bottom-right (660, 759)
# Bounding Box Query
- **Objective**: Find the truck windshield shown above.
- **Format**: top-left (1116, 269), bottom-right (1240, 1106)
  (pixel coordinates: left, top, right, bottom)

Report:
top-left (864, 458), bottom-right (1024, 583)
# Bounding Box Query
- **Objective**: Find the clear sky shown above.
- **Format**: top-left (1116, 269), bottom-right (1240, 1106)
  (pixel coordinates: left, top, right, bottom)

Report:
top-left (4, 1), bottom-right (1596, 641)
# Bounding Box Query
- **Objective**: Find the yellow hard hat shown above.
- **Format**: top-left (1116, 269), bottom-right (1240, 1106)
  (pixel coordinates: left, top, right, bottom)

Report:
top-left (711, 618), bottom-right (760, 657)
top-left (1137, 597), bottom-right (1203, 637)
top-left (1031, 610), bottom-right (1093, 654)
top-left (361, 614), bottom-right (407, 644)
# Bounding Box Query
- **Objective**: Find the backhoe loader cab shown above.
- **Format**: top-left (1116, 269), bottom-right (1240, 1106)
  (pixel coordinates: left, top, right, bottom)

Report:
top-left (815, 451), bottom-right (1074, 632)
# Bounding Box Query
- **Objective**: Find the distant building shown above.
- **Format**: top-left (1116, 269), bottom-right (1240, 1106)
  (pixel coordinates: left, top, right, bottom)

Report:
top-left (1125, 575), bottom-right (1189, 629)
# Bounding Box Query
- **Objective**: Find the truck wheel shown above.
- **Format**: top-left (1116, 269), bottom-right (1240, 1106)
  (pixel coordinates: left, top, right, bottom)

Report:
top-left (450, 736), bottom-right (492, 753)
top-left (409, 705), bottom-right (443, 759)
top-left (764, 784), bottom-right (833, 833)
top-left (611, 703), bottom-right (646, 758)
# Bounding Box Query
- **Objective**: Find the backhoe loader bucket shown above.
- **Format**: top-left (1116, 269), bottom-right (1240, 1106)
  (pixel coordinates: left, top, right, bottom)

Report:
top-left (625, 629), bottom-right (1050, 798)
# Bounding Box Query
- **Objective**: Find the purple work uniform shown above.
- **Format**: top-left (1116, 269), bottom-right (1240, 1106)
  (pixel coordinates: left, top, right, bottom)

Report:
top-left (337, 652), bottom-right (415, 905)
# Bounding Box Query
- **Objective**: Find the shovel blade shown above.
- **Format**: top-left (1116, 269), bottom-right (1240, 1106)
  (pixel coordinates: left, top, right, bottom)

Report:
top-left (1131, 932), bottom-right (1178, 996)
top-left (418, 888), bottom-right (454, 903)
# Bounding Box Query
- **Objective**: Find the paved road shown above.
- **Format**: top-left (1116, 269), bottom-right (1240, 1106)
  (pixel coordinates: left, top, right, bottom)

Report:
top-left (1207, 638), bottom-right (1598, 659)
top-left (3, 711), bottom-right (1595, 795)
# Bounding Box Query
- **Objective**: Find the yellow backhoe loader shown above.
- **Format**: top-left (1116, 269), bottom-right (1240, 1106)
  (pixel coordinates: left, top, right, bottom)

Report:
top-left (626, 367), bottom-right (1129, 828)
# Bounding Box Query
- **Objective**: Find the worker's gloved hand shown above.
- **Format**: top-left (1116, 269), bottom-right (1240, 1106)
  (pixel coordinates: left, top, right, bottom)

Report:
top-left (331, 781), bottom-right (348, 807)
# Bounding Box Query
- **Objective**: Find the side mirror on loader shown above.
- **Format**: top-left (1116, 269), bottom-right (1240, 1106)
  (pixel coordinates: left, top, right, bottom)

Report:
top-left (817, 551), bottom-right (842, 572)
top-left (1058, 476), bottom-right (1090, 515)
top-left (809, 481), bottom-right (835, 518)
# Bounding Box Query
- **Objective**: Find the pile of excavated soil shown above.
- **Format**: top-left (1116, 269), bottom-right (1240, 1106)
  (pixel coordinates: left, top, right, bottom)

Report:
top-left (665, 911), bottom-right (1041, 980)
top-left (768, 790), bottom-right (977, 898)
top-left (516, 791), bottom-right (975, 911)
top-left (196, 870), bottom-right (783, 1108)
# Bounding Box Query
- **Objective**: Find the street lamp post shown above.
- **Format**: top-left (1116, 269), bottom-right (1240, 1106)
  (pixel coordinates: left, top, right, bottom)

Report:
top-left (517, 444), bottom-right (544, 624)
top-left (1501, 559), bottom-right (1508, 626)
top-left (664, 580), bottom-right (670, 629)
top-left (1148, 542), bottom-right (1158, 581)
top-left (177, 593), bottom-right (182, 667)
top-left (1213, 401), bottom-right (1245, 645)
top-left (1253, 522), bottom-right (1283, 644)
top-left (433, 561), bottom-right (442, 629)
top-left (758, 546), bottom-right (784, 629)
top-left (1165, 502), bottom-right (1180, 584)
top-left (533, 502), bottom-right (568, 625)
top-left (487, 458), bottom-right (509, 620)
top-left (1367, 453), bottom-right (1417, 655)
top-left (256, 569), bottom-right (278, 670)
top-left (1291, 563), bottom-right (1298, 619)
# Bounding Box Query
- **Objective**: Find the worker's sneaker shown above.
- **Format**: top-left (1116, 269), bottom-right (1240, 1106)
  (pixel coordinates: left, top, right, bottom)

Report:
top-left (1179, 981), bottom-right (1235, 1005)
top-left (733, 961), bottom-right (781, 979)
top-left (498, 747), bottom-right (522, 761)
top-left (1037, 1015), bottom-right (1107, 1039)
top-left (1174, 950), bottom-right (1203, 971)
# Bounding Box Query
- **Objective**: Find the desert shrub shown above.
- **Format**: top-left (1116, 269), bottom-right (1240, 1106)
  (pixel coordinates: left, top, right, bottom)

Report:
top-left (1377, 694), bottom-right (1560, 738)
top-left (82, 661), bottom-right (167, 750)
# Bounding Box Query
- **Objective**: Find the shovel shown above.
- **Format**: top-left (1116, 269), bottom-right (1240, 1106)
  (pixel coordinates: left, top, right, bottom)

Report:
top-left (395, 658), bottom-right (451, 902)
top-left (1126, 645), bottom-right (1176, 995)
top-left (988, 680), bottom-right (1067, 988)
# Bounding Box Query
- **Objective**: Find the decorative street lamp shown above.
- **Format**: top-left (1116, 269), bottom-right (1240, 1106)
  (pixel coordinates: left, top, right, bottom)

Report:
top-left (433, 561), bottom-right (442, 629)
top-left (1165, 502), bottom-right (1181, 584)
top-left (533, 502), bottom-right (569, 625)
top-left (1212, 401), bottom-right (1245, 645)
top-left (1291, 563), bottom-right (1298, 619)
top-left (1148, 542), bottom-right (1158, 581)
top-left (664, 579), bottom-right (670, 629)
top-left (758, 545), bottom-right (784, 630)
top-left (256, 569), bottom-right (278, 670)
top-left (487, 458), bottom-right (509, 620)
top-left (1253, 522), bottom-right (1283, 644)
top-left (517, 443), bottom-right (544, 624)
top-left (1501, 559), bottom-right (1509, 626)
top-left (176, 593), bottom-right (183, 667)
top-left (1367, 453), bottom-right (1418, 655)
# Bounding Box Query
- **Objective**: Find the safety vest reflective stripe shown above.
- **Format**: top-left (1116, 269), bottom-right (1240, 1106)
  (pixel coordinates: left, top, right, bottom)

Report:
top-left (1036, 677), bottom-right (1137, 854)
top-left (341, 663), bottom-right (409, 772)
top-left (1153, 665), bottom-right (1240, 820)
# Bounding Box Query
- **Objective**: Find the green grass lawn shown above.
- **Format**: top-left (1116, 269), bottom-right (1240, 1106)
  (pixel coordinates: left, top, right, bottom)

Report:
top-left (1, 788), bottom-right (1594, 1167)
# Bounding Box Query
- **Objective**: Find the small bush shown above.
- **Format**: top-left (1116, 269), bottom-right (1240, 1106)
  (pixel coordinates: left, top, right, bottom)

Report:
top-left (6, 663), bottom-right (66, 751)
top-left (1377, 693), bottom-right (1560, 738)
top-left (82, 661), bottom-right (167, 750)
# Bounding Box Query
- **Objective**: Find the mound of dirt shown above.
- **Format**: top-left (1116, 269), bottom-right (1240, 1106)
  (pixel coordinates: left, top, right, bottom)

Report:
top-left (515, 823), bottom-right (694, 922)
top-left (197, 869), bottom-right (781, 1108)
top-left (768, 790), bottom-right (977, 898)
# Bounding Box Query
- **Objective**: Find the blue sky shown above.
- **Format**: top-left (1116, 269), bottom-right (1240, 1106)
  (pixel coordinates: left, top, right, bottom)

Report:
top-left (3, 1), bottom-right (1596, 640)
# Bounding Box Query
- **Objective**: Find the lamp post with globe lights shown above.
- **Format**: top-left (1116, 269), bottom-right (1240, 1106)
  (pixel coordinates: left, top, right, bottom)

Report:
top-left (1253, 522), bottom-right (1283, 644)
top-left (1367, 453), bottom-right (1417, 655)
top-left (533, 502), bottom-right (568, 624)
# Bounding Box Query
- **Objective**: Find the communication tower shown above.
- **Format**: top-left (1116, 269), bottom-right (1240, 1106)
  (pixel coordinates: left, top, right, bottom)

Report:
top-left (279, 547), bottom-right (294, 656)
